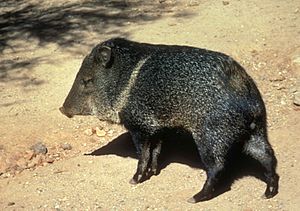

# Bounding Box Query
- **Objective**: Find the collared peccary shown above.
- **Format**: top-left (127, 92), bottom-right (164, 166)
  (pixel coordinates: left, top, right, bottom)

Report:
top-left (59, 38), bottom-right (279, 203)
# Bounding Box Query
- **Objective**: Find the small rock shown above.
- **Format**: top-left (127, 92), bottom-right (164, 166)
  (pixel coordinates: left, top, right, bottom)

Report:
top-left (293, 92), bottom-right (300, 106)
top-left (46, 157), bottom-right (55, 163)
top-left (27, 161), bottom-right (36, 169)
top-left (95, 127), bottom-right (106, 137)
top-left (61, 143), bottom-right (72, 150)
top-left (53, 169), bottom-right (65, 174)
top-left (54, 204), bottom-right (60, 209)
top-left (30, 142), bottom-right (48, 155)
top-left (280, 100), bottom-right (286, 105)
top-left (7, 202), bottom-right (15, 206)
top-left (222, 1), bottom-right (229, 5)
top-left (269, 75), bottom-right (285, 82)
top-left (84, 128), bottom-right (94, 136)
top-left (1, 172), bottom-right (11, 178)
top-left (52, 153), bottom-right (60, 158)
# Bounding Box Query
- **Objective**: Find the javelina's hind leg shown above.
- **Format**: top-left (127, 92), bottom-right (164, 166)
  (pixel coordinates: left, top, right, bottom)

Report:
top-left (243, 132), bottom-right (279, 198)
top-left (130, 132), bottom-right (151, 184)
top-left (150, 139), bottom-right (162, 175)
top-left (188, 133), bottom-right (227, 203)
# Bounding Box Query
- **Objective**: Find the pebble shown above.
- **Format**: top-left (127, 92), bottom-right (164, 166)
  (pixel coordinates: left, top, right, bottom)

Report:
top-left (293, 92), bottom-right (300, 106)
top-left (30, 142), bottom-right (48, 155)
top-left (61, 143), bottom-right (72, 150)
top-left (269, 75), bottom-right (285, 82)
top-left (222, 1), bottom-right (229, 5)
top-left (46, 157), bottom-right (55, 163)
top-left (280, 100), bottom-right (287, 105)
top-left (84, 128), bottom-right (93, 136)
top-left (95, 127), bottom-right (106, 137)
top-left (1, 172), bottom-right (11, 178)
top-left (27, 161), bottom-right (36, 168)
top-left (7, 202), bottom-right (15, 206)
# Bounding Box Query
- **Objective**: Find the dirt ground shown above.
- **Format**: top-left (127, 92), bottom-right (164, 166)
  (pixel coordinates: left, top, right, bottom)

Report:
top-left (0, 0), bottom-right (300, 210)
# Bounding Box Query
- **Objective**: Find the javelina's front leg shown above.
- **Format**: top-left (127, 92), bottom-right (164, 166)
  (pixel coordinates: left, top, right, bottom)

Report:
top-left (130, 133), bottom-right (151, 184)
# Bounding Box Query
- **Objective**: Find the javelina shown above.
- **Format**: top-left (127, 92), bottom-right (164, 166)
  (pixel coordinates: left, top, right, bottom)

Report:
top-left (59, 38), bottom-right (279, 203)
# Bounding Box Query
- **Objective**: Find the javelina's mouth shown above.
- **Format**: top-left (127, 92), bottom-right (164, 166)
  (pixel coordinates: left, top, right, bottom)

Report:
top-left (59, 107), bottom-right (74, 118)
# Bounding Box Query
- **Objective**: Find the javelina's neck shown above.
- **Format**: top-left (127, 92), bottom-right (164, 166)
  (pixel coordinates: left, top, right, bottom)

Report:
top-left (112, 56), bottom-right (150, 114)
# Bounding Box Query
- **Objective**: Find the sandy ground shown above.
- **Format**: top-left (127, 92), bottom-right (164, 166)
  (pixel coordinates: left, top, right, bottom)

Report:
top-left (0, 0), bottom-right (300, 210)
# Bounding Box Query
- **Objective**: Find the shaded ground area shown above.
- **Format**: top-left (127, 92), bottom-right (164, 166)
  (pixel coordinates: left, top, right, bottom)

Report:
top-left (0, 0), bottom-right (192, 50)
top-left (1, 0), bottom-right (192, 86)
top-left (0, 0), bottom-right (300, 210)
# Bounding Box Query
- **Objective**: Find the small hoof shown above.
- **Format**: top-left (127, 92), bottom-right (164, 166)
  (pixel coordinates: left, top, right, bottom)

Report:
top-left (189, 191), bottom-right (213, 202)
top-left (261, 193), bottom-right (268, 199)
top-left (264, 188), bottom-right (278, 199)
top-left (129, 178), bottom-right (138, 185)
top-left (187, 197), bottom-right (197, 204)
top-left (129, 174), bottom-right (143, 185)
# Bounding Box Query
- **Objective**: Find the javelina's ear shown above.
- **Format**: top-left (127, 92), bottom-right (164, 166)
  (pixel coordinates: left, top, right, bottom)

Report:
top-left (98, 46), bottom-right (112, 68)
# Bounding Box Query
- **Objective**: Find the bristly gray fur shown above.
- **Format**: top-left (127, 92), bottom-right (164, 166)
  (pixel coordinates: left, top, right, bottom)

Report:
top-left (60, 38), bottom-right (279, 203)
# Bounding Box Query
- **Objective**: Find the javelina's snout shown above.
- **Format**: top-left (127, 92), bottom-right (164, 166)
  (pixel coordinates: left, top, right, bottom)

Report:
top-left (59, 106), bottom-right (74, 118)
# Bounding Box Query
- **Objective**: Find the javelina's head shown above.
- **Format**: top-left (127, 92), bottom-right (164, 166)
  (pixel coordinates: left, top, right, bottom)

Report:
top-left (60, 42), bottom-right (120, 122)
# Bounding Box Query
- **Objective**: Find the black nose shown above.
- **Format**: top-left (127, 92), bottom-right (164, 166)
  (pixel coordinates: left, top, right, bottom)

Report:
top-left (59, 106), bottom-right (73, 118)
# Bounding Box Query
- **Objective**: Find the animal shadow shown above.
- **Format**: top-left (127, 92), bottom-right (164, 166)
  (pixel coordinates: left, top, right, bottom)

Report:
top-left (86, 132), bottom-right (266, 200)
